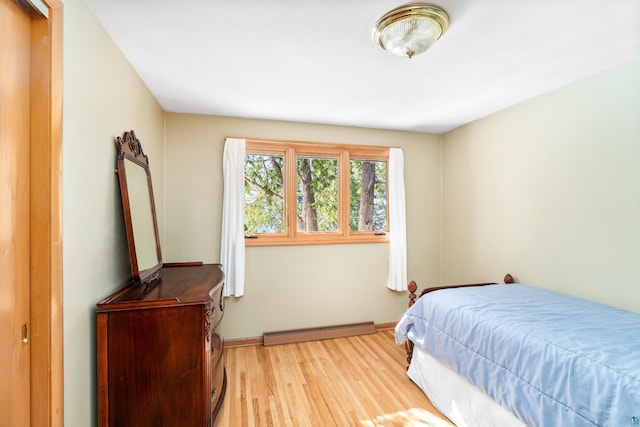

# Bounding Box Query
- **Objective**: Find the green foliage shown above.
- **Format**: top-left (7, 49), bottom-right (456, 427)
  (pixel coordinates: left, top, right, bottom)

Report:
top-left (244, 154), bottom-right (284, 233)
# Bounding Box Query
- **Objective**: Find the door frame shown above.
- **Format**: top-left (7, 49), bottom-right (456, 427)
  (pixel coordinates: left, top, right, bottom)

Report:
top-left (28, 0), bottom-right (63, 425)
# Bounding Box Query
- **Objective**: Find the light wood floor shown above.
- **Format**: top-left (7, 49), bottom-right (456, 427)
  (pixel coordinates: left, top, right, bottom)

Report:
top-left (216, 330), bottom-right (455, 426)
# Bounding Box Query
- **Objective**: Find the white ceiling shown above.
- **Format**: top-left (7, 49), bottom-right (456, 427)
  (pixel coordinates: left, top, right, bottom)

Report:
top-left (87, 0), bottom-right (640, 134)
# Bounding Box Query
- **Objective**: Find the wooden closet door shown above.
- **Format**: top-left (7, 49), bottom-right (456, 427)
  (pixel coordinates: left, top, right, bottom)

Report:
top-left (0, 0), bottom-right (33, 425)
top-left (1, 1), bottom-right (63, 425)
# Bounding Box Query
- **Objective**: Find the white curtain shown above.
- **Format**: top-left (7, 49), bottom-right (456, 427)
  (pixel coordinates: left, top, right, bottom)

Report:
top-left (220, 138), bottom-right (246, 297)
top-left (386, 148), bottom-right (408, 291)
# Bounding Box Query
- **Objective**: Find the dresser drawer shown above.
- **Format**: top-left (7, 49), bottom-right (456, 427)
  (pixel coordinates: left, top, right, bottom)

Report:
top-left (206, 301), bottom-right (223, 354)
top-left (210, 352), bottom-right (225, 418)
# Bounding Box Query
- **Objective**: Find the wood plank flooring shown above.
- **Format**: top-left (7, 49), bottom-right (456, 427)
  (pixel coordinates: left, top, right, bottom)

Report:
top-left (216, 330), bottom-right (455, 426)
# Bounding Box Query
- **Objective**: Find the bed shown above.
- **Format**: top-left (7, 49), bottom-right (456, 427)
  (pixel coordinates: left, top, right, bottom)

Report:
top-left (395, 275), bottom-right (640, 427)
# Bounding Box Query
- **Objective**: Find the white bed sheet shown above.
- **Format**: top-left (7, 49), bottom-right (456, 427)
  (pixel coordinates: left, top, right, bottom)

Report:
top-left (408, 346), bottom-right (527, 427)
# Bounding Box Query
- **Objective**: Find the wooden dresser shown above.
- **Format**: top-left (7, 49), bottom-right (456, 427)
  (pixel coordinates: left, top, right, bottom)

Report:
top-left (96, 263), bottom-right (226, 427)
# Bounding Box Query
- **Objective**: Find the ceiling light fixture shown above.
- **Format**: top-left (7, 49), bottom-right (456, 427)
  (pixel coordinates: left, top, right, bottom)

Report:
top-left (373, 3), bottom-right (449, 59)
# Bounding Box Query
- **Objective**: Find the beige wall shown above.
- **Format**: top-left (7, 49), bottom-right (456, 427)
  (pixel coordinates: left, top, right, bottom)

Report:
top-left (442, 58), bottom-right (640, 313)
top-left (164, 114), bottom-right (442, 339)
top-left (62, 0), bottom-right (165, 426)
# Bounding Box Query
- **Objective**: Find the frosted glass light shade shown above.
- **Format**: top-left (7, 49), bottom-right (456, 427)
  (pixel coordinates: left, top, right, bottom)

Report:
top-left (373, 3), bottom-right (449, 58)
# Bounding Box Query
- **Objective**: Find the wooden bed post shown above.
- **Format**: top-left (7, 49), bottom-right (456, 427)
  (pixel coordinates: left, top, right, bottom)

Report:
top-left (408, 280), bottom-right (418, 308)
top-left (405, 281), bottom-right (418, 368)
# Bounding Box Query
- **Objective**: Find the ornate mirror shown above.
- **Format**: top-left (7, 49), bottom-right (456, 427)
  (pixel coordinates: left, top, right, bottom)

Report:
top-left (115, 130), bottom-right (162, 284)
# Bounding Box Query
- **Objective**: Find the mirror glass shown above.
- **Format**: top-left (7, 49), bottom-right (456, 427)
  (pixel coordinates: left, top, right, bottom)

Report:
top-left (116, 130), bottom-right (162, 284)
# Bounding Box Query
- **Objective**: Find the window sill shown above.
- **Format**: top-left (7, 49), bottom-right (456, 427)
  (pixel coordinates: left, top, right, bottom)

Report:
top-left (244, 234), bottom-right (389, 247)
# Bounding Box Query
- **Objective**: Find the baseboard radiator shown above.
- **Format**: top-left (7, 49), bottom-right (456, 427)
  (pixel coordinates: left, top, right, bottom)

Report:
top-left (263, 321), bottom-right (376, 347)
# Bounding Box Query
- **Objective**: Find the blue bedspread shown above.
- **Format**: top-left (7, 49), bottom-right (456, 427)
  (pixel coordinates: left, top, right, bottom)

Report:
top-left (395, 284), bottom-right (640, 427)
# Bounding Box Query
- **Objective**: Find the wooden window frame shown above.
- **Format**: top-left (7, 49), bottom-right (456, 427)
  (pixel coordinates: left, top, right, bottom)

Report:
top-left (244, 139), bottom-right (390, 246)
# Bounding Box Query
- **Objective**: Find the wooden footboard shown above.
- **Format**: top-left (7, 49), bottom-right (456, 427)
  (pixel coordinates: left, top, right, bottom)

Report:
top-left (404, 274), bottom-right (515, 368)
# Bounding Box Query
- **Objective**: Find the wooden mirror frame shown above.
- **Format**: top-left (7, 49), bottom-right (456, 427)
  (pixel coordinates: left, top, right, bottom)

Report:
top-left (115, 130), bottom-right (163, 284)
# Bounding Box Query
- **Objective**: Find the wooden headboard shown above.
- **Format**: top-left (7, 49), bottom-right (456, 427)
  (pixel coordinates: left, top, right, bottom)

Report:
top-left (408, 273), bottom-right (515, 308)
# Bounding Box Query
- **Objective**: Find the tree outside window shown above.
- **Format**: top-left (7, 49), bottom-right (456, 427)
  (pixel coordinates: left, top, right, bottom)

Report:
top-left (244, 153), bottom-right (284, 234)
top-left (349, 159), bottom-right (387, 232)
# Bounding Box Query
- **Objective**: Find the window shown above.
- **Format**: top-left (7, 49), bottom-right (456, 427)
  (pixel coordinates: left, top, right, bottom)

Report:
top-left (349, 158), bottom-right (387, 232)
top-left (244, 139), bottom-right (389, 246)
